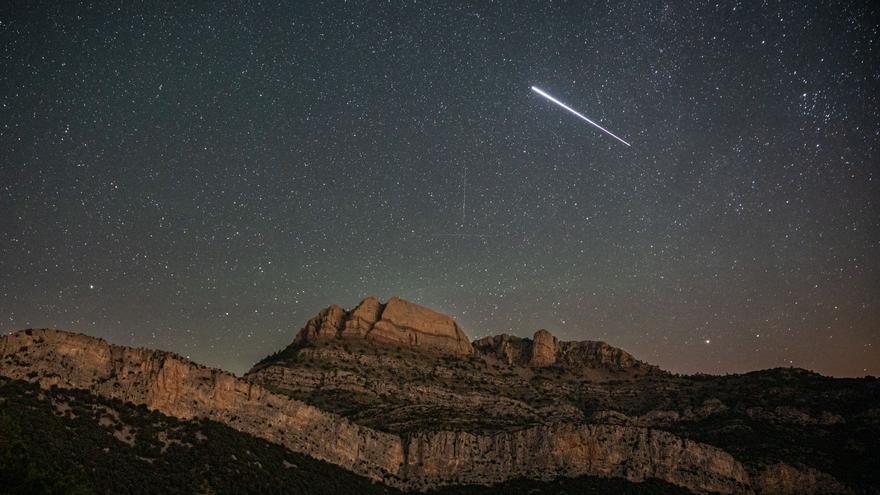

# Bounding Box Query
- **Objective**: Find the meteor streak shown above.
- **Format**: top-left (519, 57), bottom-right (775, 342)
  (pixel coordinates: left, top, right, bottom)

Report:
top-left (531, 86), bottom-right (631, 147)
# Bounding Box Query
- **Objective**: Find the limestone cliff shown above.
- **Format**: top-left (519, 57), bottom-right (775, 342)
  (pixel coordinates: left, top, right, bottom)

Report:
top-left (0, 329), bottom-right (403, 483)
top-left (400, 425), bottom-right (751, 493)
top-left (2, 328), bottom-right (764, 494)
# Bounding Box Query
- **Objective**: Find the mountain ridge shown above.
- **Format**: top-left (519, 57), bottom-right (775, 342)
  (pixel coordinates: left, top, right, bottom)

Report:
top-left (253, 296), bottom-right (655, 376)
top-left (0, 327), bottom-right (752, 493)
top-left (2, 296), bottom-right (877, 494)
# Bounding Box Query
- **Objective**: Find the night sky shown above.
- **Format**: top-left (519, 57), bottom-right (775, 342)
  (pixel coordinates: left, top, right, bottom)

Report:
top-left (2, 1), bottom-right (878, 377)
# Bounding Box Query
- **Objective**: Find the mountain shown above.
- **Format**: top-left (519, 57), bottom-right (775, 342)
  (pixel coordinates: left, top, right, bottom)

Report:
top-left (2, 297), bottom-right (879, 494)
top-left (248, 296), bottom-right (660, 434)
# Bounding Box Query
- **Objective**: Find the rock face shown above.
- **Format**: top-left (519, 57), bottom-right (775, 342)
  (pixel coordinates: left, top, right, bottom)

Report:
top-left (294, 304), bottom-right (347, 343)
top-left (529, 329), bottom-right (557, 367)
top-left (472, 329), bottom-right (650, 371)
top-left (2, 328), bottom-right (756, 494)
top-left (556, 339), bottom-right (643, 369)
top-left (290, 297), bottom-right (473, 357)
top-left (405, 424), bottom-right (751, 493)
top-left (284, 298), bottom-right (642, 373)
top-left (400, 424), bottom-right (751, 493)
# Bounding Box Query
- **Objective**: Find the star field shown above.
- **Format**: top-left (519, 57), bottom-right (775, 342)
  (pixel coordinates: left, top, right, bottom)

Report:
top-left (1, 1), bottom-right (877, 376)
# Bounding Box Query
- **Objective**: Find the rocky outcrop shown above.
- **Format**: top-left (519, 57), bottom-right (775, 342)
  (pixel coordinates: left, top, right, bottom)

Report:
top-left (343, 296), bottom-right (383, 337)
top-left (529, 330), bottom-right (557, 367)
top-left (2, 328), bottom-right (768, 494)
top-left (472, 333), bottom-right (531, 365)
top-left (290, 300), bottom-right (644, 371)
top-left (290, 297), bottom-right (473, 357)
top-left (293, 304), bottom-right (347, 343)
top-left (556, 339), bottom-right (645, 369)
top-left (473, 329), bottom-right (652, 371)
top-left (369, 297), bottom-right (473, 356)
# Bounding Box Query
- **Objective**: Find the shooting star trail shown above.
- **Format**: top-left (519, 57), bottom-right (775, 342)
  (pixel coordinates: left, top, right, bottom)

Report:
top-left (531, 86), bottom-right (632, 147)
top-left (461, 165), bottom-right (467, 225)
top-left (429, 233), bottom-right (495, 239)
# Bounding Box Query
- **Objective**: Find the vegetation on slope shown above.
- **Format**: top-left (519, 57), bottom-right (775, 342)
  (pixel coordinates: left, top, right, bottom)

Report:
top-left (426, 476), bottom-right (697, 495)
top-left (657, 369), bottom-right (880, 491)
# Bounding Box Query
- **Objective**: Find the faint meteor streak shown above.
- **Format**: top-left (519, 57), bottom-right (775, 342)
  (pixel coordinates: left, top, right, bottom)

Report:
top-left (531, 86), bottom-right (631, 147)
top-left (461, 165), bottom-right (467, 225)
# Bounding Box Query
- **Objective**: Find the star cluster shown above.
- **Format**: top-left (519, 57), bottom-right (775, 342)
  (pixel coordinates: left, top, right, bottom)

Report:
top-left (1, 1), bottom-right (877, 376)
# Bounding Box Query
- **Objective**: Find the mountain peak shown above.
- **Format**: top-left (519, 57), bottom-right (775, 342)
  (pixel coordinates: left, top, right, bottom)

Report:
top-left (290, 297), bottom-right (474, 357)
top-left (272, 298), bottom-right (653, 374)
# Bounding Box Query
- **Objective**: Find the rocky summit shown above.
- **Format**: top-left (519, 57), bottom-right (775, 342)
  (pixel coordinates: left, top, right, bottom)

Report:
top-left (287, 296), bottom-right (473, 357)
top-left (472, 329), bottom-right (652, 370)
top-left (2, 297), bottom-right (879, 495)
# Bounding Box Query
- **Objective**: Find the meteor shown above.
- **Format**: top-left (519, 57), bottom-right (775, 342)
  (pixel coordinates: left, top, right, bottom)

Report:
top-left (531, 86), bottom-right (632, 147)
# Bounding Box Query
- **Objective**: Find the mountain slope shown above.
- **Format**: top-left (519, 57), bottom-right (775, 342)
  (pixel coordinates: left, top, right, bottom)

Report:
top-left (0, 377), bottom-right (397, 495)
